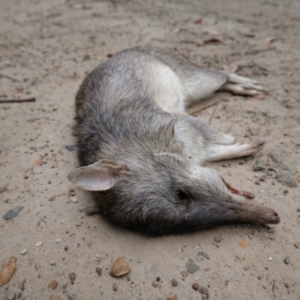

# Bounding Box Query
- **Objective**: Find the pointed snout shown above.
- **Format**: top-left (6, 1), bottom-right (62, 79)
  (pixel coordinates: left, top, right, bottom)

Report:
top-left (254, 207), bottom-right (280, 225)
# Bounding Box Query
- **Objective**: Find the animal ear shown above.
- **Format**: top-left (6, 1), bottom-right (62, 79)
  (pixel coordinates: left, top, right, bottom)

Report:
top-left (68, 159), bottom-right (129, 191)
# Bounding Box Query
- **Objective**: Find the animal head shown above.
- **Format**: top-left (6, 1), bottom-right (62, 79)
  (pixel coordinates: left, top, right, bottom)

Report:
top-left (68, 155), bottom-right (280, 235)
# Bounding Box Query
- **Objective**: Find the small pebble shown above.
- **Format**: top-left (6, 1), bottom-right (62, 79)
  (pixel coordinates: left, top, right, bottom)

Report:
top-left (171, 279), bottom-right (178, 287)
top-left (156, 276), bottom-right (160, 282)
top-left (48, 280), bottom-right (58, 290)
top-left (65, 144), bottom-right (79, 151)
top-left (283, 190), bottom-right (289, 195)
top-left (244, 266), bottom-right (249, 271)
top-left (50, 261), bottom-right (56, 266)
top-left (69, 188), bottom-right (76, 196)
top-left (3, 206), bottom-right (24, 220)
top-left (55, 239), bottom-right (62, 244)
top-left (110, 257), bottom-right (130, 277)
top-left (215, 237), bottom-right (221, 243)
top-left (284, 282), bottom-right (290, 288)
top-left (186, 259), bottom-right (200, 274)
top-left (294, 242), bottom-right (300, 249)
top-left (260, 175), bottom-right (266, 182)
top-left (48, 196), bottom-right (56, 201)
top-left (255, 179), bottom-right (260, 185)
top-left (268, 257), bottom-right (273, 261)
top-left (152, 280), bottom-right (158, 287)
top-left (126, 276), bottom-right (131, 281)
top-left (27, 117), bottom-right (40, 123)
top-left (167, 294), bottom-right (177, 300)
top-left (283, 257), bottom-right (290, 265)
top-left (113, 283), bottom-right (118, 291)
top-left (24, 174), bottom-right (29, 179)
top-left (71, 197), bottom-right (78, 203)
top-left (96, 267), bottom-right (102, 276)
top-left (297, 208), bottom-right (300, 213)
top-left (192, 283), bottom-right (199, 290)
top-left (198, 251), bottom-right (210, 260)
top-left (20, 279), bottom-right (26, 291)
top-left (35, 241), bottom-right (43, 247)
top-left (0, 186), bottom-right (7, 193)
top-left (182, 271), bottom-right (188, 277)
top-left (69, 272), bottom-right (76, 282)
top-left (20, 249), bottom-right (27, 255)
top-left (64, 245), bottom-right (69, 251)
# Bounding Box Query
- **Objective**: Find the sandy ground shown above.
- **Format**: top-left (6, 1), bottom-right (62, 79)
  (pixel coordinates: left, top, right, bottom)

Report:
top-left (0, 0), bottom-right (300, 299)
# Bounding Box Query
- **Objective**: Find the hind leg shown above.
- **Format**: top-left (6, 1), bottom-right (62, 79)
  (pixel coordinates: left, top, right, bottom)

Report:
top-left (187, 116), bottom-right (235, 145)
top-left (181, 70), bottom-right (266, 107)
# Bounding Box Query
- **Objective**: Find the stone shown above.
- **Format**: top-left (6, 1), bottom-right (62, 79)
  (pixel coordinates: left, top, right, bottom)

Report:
top-left (253, 159), bottom-right (266, 171)
top-left (198, 251), bottom-right (210, 260)
top-left (3, 206), bottom-right (24, 220)
top-left (171, 278), bottom-right (178, 286)
top-left (0, 186), bottom-right (7, 193)
top-left (186, 259), bottom-right (200, 274)
top-left (69, 272), bottom-right (76, 282)
top-left (278, 173), bottom-right (297, 188)
top-left (65, 144), bottom-right (79, 151)
top-left (284, 257), bottom-right (290, 265)
top-left (110, 257), bottom-right (130, 277)
top-left (96, 267), bottom-right (102, 276)
top-left (192, 282), bottom-right (200, 290)
top-left (48, 280), bottom-right (58, 290)
top-left (35, 241), bottom-right (43, 247)
top-left (0, 257), bottom-right (17, 287)
top-left (167, 294), bottom-right (177, 300)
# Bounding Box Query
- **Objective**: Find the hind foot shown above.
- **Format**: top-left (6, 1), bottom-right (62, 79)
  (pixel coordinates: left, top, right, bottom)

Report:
top-left (206, 139), bottom-right (266, 161)
top-left (222, 73), bottom-right (267, 97)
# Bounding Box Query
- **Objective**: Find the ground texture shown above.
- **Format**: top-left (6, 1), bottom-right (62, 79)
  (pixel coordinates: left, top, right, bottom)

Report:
top-left (0, 0), bottom-right (300, 299)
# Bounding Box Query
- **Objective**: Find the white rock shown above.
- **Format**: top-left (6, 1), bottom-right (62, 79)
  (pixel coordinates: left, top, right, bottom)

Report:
top-left (71, 196), bottom-right (78, 203)
top-left (20, 249), bottom-right (27, 255)
top-left (268, 256), bottom-right (273, 261)
top-left (35, 241), bottom-right (43, 247)
top-left (56, 239), bottom-right (62, 244)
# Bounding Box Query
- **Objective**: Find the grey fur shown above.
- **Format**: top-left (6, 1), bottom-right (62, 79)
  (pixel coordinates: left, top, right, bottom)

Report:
top-left (69, 47), bottom-right (280, 235)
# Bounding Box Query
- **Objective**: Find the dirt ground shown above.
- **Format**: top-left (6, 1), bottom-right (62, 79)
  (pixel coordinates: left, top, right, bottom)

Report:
top-left (0, 0), bottom-right (300, 299)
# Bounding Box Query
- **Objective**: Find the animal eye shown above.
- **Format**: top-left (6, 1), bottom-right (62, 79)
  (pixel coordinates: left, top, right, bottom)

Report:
top-left (176, 189), bottom-right (187, 201)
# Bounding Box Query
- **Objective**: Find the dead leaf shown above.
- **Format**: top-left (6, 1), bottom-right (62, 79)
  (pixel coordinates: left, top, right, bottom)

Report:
top-left (264, 37), bottom-right (276, 48)
top-left (239, 239), bottom-right (247, 248)
top-left (295, 175), bottom-right (300, 183)
top-left (194, 18), bottom-right (202, 25)
top-left (0, 257), bottom-right (17, 287)
top-left (203, 37), bottom-right (223, 45)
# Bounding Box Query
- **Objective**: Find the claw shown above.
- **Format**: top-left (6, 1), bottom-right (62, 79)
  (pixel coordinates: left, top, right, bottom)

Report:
top-left (222, 178), bottom-right (255, 199)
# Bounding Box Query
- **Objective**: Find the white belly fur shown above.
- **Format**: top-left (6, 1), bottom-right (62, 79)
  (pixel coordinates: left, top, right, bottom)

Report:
top-left (146, 62), bottom-right (185, 114)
